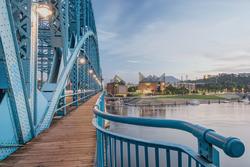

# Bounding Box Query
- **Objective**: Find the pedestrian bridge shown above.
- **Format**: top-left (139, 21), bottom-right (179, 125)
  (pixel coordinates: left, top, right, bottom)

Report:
top-left (0, 0), bottom-right (245, 166)
top-left (1, 94), bottom-right (99, 167)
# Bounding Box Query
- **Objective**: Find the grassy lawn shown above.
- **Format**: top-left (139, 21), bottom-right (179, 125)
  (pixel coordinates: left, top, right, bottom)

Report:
top-left (157, 94), bottom-right (225, 100)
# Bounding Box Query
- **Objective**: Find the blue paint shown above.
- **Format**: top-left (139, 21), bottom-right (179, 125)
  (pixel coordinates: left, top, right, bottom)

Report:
top-left (0, 94), bottom-right (19, 160)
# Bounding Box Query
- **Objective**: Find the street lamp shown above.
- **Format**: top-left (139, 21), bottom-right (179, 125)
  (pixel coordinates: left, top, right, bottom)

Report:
top-left (89, 69), bottom-right (93, 74)
top-left (37, 3), bottom-right (53, 19)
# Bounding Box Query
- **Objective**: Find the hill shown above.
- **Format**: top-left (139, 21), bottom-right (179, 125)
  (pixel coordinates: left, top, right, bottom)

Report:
top-left (165, 76), bottom-right (179, 84)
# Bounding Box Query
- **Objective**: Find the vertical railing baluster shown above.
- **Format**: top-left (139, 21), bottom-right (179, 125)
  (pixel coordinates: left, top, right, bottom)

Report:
top-left (136, 144), bottom-right (139, 167)
top-left (166, 149), bottom-right (171, 167)
top-left (120, 140), bottom-right (124, 167)
top-left (109, 136), bottom-right (113, 167)
top-left (114, 138), bottom-right (117, 167)
top-left (104, 134), bottom-right (108, 167)
top-left (144, 146), bottom-right (149, 167)
top-left (102, 133), bottom-right (105, 166)
top-left (127, 142), bottom-right (131, 167)
top-left (178, 151), bottom-right (182, 167)
top-left (96, 129), bottom-right (104, 167)
top-left (196, 161), bottom-right (199, 167)
top-left (188, 156), bottom-right (192, 167)
top-left (101, 132), bottom-right (105, 167)
top-left (155, 147), bottom-right (159, 167)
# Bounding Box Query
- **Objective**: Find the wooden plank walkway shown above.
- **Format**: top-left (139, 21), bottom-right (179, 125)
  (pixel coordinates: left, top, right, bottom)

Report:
top-left (0, 94), bottom-right (99, 167)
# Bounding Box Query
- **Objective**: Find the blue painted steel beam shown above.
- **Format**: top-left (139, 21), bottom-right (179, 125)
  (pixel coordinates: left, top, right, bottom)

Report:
top-left (71, 61), bottom-right (79, 106)
top-left (10, 0), bottom-right (32, 96)
top-left (36, 30), bottom-right (100, 133)
top-left (0, 0), bottom-right (34, 143)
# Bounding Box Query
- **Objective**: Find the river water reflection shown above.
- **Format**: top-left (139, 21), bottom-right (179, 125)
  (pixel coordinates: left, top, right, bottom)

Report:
top-left (108, 103), bottom-right (250, 167)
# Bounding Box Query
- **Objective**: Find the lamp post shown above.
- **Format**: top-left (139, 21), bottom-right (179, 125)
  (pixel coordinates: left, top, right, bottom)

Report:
top-left (78, 54), bottom-right (86, 99)
top-left (32, 1), bottom-right (54, 125)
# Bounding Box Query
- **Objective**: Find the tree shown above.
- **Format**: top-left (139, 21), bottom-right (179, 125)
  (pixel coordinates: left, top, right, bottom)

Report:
top-left (128, 86), bottom-right (137, 92)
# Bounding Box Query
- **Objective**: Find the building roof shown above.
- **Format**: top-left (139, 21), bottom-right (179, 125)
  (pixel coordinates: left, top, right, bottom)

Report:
top-left (139, 73), bottom-right (165, 83)
top-left (110, 75), bottom-right (126, 85)
top-left (139, 73), bottom-right (180, 84)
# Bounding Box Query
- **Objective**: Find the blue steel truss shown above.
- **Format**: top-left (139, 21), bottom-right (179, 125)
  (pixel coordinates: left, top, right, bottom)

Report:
top-left (0, 0), bottom-right (102, 160)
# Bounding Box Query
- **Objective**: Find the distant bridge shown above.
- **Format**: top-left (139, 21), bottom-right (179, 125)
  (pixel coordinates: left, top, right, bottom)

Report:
top-left (0, 0), bottom-right (245, 166)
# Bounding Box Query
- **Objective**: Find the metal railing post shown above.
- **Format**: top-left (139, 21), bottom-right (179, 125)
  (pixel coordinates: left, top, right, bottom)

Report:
top-left (95, 92), bottom-right (104, 167)
top-left (198, 138), bottom-right (220, 166)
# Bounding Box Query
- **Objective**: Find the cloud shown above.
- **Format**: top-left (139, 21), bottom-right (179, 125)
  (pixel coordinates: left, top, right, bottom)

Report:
top-left (97, 29), bottom-right (117, 42)
top-left (197, 64), bottom-right (250, 74)
top-left (203, 50), bottom-right (250, 61)
top-left (92, 0), bottom-right (250, 82)
top-left (127, 60), bottom-right (140, 64)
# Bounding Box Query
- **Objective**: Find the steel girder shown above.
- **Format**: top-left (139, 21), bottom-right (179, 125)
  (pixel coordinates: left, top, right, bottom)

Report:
top-left (38, 20), bottom-right (53, 85)
top-left (79, 62), bottom-right (85, 99)
top-left (70, 61), bottom-right (79, 106)
top-left (0, 0), bottom-right (102, 160)
top-left (0, 0), bottom-right (34, 148)
top-left (37, 31), bottom-right (99, 133)
top-left (10, 0), bottom-right (32, 95)
top-left (36, 0), bottom-right (102, 132)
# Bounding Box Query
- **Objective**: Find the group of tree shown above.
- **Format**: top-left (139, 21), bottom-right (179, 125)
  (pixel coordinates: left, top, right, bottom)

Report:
top-left (164, 85), bottom-right (189, 95)
top-left (128, 86), bottom-right (137, 92)
top-left (190, 74), bottom-right (250, 93)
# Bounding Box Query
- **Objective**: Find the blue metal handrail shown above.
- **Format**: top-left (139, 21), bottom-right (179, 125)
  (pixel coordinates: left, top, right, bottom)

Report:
top-left (93, 121), bottom-right (213, 167)
top-left (93, 93), bottom-right (245, 167)
top-left (93, 108), bottom-right (244, 158)
top-left (56, 90), bottom-right (97, 111)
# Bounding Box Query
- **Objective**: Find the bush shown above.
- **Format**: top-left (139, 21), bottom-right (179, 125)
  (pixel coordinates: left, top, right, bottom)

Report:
top-left (164, 85), bottom-right (189, 95)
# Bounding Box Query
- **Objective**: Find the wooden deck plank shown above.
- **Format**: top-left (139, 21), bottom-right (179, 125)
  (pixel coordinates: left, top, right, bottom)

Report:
top-left (0, 94), bottom-right (99, 167)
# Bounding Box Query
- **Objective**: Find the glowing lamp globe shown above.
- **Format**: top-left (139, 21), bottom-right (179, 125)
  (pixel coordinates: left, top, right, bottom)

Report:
top-left (37, 4), bottom-right (53, 19)
top-left (89, 69), bottom-right (93, 74)
top-left (79, 57), bottom-right (86, 65)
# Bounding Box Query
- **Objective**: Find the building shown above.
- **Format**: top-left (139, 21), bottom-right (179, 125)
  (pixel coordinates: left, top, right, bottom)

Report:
top-left (138, 73), bottom-right (167, 94)
top-left (106, 75), bottom-right (128, 97)
top-left (203, 74), bottom-right (216, 80)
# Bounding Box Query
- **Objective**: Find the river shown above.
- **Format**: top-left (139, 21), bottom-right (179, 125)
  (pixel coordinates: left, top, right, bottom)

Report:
top-left (108, 102), bottom-right (250, 167)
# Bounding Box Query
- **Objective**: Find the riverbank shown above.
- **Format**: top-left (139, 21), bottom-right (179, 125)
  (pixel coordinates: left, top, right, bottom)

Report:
top-left (122, 96), bottom-right (232, 106)
top-left (156, 94), bottom-right (225, 100)
top-left (107, 93), bottom-right (244, 106)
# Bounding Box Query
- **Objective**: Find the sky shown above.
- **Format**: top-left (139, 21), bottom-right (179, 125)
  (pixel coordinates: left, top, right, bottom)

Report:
top-left (91, 0), bottom-right (250, 83)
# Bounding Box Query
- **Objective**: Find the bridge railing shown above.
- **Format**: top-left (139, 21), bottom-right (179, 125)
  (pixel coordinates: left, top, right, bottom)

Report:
top-left (93, 93), bottom-right (245, 167)
top-left (56, 90), bottom-right (97, 112)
